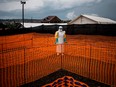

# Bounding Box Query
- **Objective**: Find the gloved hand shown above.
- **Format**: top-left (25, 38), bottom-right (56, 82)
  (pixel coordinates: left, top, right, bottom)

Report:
top-left (55, 38), bottom-right (58, 44)
top-left (64, 38), bottom-right (67, 43)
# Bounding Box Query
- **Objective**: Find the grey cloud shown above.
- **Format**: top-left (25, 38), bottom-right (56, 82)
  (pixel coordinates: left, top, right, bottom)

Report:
top-left (0, 0), bottom-right (116, 20)
top-left (66, 0), bottom-right (116, 20)
top-left (0, 0), bottom-right (20, 3)
top-left (0, 10), bottom-right (21, 19)
top-left (0, 0), bottom-right (28, 3)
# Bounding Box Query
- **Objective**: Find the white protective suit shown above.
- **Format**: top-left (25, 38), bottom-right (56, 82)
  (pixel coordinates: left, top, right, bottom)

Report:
top-left (55, 28), bottom-right (66, 55)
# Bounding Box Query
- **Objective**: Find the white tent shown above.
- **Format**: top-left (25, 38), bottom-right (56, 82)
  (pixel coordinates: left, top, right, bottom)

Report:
top-left (21, 23), bottom-right (67, 28)
top-left (68, 15), bottom-right (116, 24)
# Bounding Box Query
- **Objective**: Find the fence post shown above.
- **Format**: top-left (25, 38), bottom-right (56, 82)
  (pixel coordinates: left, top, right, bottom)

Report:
top-left (89, 43), bottom-right (92, 78)
top-left (24, 47), bottom-right (26, 84)
top-left (60, 55), bottom-right (62, 69)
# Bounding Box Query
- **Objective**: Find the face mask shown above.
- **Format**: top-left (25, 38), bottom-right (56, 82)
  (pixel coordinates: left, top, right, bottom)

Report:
top-left (59, 29), bottom-right (62, 31)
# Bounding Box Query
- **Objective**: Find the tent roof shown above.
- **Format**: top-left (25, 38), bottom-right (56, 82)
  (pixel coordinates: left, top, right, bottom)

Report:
top-left (82, 15), bottom-right (116, 24)
top-left (69, 14), bottom-right (116, 24)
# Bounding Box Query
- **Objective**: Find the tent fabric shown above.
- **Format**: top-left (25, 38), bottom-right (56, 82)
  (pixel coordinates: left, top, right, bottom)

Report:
top-left (69, 14), bottom-right (116, 24)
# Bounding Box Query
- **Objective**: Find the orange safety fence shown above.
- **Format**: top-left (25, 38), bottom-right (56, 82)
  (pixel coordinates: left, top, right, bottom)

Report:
top-left (0, 33), bottom-right (33, 44)
top-left (0, 33), bottom-right (116, 87)
top-left (0, 47), bottom-right (61, 87)
top-left (62, 44), bottom-right (116, 86)
top-left (0, 33), bottom-right (33, 50)
top-left (0, 49), bottom-right (25, 87)
top-left (1, 40), bottom-right (32, 50)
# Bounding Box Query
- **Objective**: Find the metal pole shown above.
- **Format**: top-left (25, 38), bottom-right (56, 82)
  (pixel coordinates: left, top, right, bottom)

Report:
top-left (21, 1), bottom-right (26, 28)
top-left (22, 3), bottom-right (24, 28)
top-left (20, 1), bottom-right (26, 84)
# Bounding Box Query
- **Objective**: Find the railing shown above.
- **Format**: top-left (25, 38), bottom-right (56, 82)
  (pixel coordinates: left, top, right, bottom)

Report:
top-left (0, 34), bottom-right (116, 87)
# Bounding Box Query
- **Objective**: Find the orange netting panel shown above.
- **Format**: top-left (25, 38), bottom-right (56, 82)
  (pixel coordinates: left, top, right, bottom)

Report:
top-left (0, 33), bottom-right (116, 87)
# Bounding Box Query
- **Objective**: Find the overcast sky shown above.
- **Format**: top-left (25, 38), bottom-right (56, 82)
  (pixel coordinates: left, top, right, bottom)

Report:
top-left (0, 0), bottom-right (116, 20)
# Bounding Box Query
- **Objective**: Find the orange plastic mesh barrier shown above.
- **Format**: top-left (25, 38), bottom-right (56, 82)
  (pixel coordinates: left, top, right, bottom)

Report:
top-left (0, 33), bottom-right (116, 87)
top-left (0, 33), bottom-right (33, 44)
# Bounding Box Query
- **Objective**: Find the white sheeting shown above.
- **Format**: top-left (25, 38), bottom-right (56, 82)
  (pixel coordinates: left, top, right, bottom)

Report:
top-left (83, 15), bottom-right (116, 24)
top-left (21, 23), bottom-right (67, 28)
